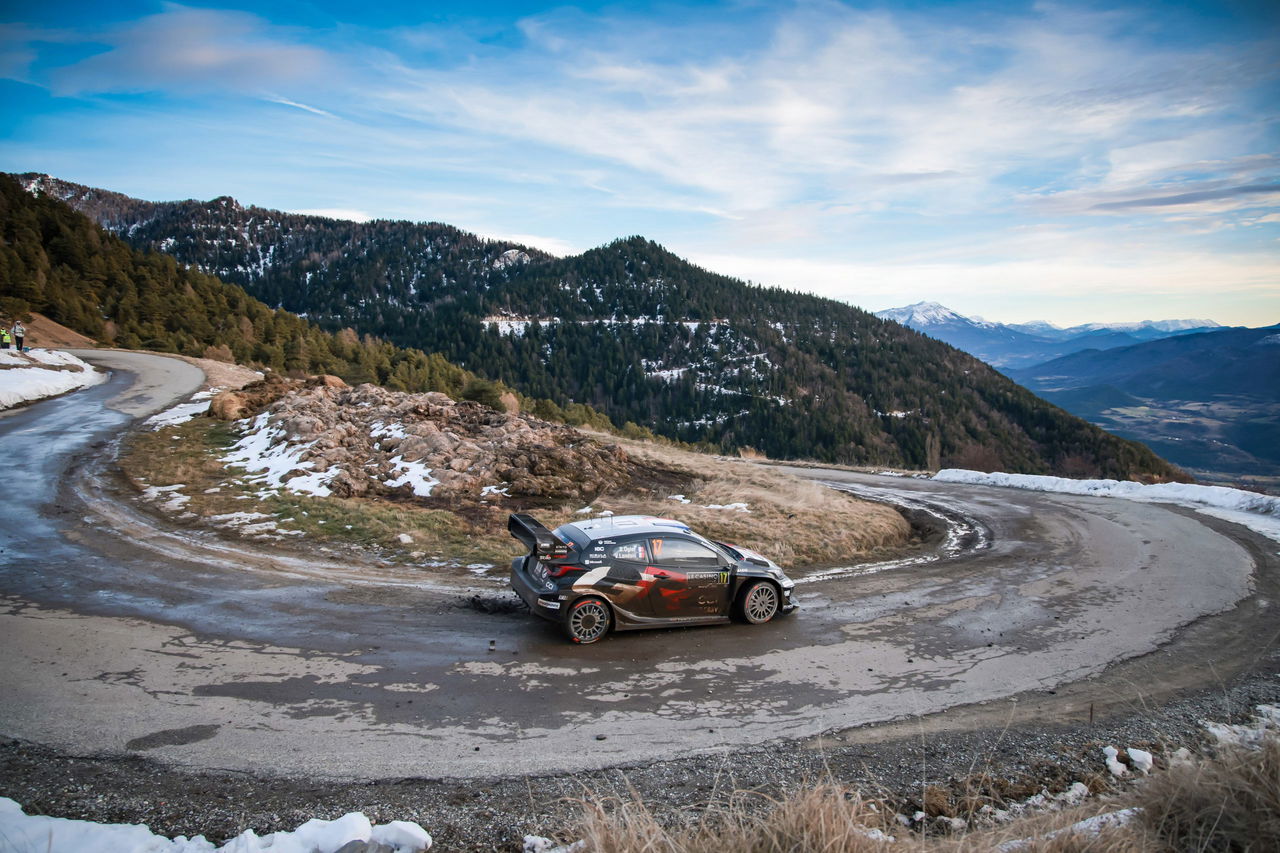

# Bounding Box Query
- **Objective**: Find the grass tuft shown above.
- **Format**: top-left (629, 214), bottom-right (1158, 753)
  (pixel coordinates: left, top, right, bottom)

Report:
top-left (1135, 735), bottom-right (1280, 851)
top-left (572, 783), bottom-right (895, 853)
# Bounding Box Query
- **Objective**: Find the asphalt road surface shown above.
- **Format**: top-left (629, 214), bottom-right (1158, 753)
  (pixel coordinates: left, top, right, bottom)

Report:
top-left (0, 351), bottom-right (1275, 781)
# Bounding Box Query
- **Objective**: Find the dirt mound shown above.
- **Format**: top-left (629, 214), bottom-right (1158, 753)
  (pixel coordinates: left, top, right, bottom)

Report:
top-left (221, 379), bottom-right (648, 503)
top-left (209, 373), bottom-right (301, 419)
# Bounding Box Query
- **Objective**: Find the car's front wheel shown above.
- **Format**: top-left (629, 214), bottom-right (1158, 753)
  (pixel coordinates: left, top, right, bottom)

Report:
top-left (564, 596), bottom-right (612, 644)
top-left (737, 580), bottom-right (780, 624)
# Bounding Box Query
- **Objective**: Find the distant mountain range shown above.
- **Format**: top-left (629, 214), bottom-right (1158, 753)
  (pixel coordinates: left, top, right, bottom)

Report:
top-left (1007, 326), bottom-right (1280, 483)
top-left (8, 172), bottom-right (1185, 481)
top-left (876, 301), bottom-right (1221, 369)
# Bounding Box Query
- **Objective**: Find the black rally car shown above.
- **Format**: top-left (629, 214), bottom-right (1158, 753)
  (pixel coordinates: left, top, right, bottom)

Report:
top-left (508, 512), bottom-right (797, 643)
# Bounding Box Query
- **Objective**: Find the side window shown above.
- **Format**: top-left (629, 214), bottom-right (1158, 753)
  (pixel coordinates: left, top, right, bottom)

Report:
top-left (608, 541), bottom-right (648, 562)
top-left (650, 537), bottom-right (722, 568)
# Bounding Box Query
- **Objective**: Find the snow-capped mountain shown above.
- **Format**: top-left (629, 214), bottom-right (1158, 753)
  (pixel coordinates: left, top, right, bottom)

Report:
top-left (876, 301), bottom-right (993, 328)
top-left (875, 302), bottom-right (1068, 368)
top-left (876, 302), bottom-right (1223, 369)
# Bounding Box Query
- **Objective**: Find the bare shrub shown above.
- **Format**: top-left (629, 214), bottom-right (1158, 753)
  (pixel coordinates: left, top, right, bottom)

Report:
top-left (202, 343), bottom-right (235, 363)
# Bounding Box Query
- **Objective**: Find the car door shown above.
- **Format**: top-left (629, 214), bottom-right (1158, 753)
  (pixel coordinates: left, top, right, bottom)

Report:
top-left (646, 536), bottom-right (732, 618)
top-left (597, 536), bottom-right (656, 617)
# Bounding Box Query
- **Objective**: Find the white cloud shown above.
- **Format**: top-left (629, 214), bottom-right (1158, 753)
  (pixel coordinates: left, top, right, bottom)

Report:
top-left (687, 229), bottom-right (1279, 326)
top-left (8, 1), bottom-right (1276, 327)
top-left (346, 2), bottom-right (1276, 234)
top-left (264, 96), bottom-right (336, 118)
top-left (49, 5), bottom-right (330, 95)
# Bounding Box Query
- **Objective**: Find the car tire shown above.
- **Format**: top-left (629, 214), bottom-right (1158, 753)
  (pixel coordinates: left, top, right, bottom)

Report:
top-left (736, 580), bottom-right (780, 625)
top-left (564, 596), bottom-right (612, 644)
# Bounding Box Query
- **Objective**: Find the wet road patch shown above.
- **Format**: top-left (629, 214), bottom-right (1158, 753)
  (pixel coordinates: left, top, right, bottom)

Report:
top-left (126, 724), bottom-right (220, 751)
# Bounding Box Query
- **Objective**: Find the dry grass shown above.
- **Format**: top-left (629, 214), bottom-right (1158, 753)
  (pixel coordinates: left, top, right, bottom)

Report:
top-left (572, 783), bottom-right (897, 853)
top-left (579, 434), bottom-right (912, 566)
top-left (118, 417), bottom-right (912, 571)
top-left (554, 734), bottom-right (1280, 853)
top-left (1134, 736), bottom-right (1280, 850)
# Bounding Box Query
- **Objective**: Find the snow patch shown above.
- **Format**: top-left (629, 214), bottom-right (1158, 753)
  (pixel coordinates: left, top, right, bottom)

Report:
top-left (523, 834), bottom-right (585, 852)
top-left (704, 502), bottom-right (750, 512)
top-left (145, 390), bottom-right (217, 429)
top-left (386, 455), bottom-right (439, 497)
top-left (1204, 704), bottom-right (1280, 748)
top-left (0, 798), bottom-right (432, 852)
top-left (933, 469), bottom-right (1280, 544)
top-left (492, 248), bottom-right (532, 270)
top-left (221, 414), bottom-right (338, 498)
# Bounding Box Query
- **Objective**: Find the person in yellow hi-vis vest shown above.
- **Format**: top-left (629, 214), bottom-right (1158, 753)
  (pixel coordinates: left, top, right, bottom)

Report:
top-left (0, 326), bottom-right (11, 350)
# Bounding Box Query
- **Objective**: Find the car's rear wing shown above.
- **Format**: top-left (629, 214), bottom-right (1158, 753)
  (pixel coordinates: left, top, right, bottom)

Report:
top-left (508, 513), bottom-right (571, 559)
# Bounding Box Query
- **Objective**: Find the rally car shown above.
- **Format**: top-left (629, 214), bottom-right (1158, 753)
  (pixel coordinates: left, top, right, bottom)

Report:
top-left (508, 512), bottom-right (797, 643)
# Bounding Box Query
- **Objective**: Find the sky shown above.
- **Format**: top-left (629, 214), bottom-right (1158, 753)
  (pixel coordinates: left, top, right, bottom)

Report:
top-left (1, 0), bottom-right (1277, 326)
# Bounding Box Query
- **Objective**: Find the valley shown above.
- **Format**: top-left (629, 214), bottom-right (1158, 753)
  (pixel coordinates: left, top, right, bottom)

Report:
top-left (879, 300), bottom-right (1278, 486)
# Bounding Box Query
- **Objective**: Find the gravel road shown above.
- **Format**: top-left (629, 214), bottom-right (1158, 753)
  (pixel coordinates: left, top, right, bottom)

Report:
top-left (2, 351), bottom-right (1277, 849)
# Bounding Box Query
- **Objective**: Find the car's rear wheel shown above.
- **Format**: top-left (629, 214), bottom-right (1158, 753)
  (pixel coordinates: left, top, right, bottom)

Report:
top-left (737, 580), bottom-right (780, 624)
top-left (564, 596), bottom-right (612, 644)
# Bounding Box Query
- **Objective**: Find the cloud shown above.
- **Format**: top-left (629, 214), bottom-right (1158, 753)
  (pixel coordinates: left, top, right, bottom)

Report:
top-left (353, 1), bottom-right (1277, 231)
top-left (688, 241), bottom-right (1279, 326)
top-left (7, 0), bottom-right (1275, 326)
top-left (49, 5), bottom-right (329, 96)
top-left (264, 96), bottom-right (336, 118)
top-left (1092, 183), bottom-right (1280, 211)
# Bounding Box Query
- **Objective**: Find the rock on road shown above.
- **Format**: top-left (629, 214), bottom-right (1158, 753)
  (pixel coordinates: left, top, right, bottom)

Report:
top-left (0, 351), bottom-right (1274, 781)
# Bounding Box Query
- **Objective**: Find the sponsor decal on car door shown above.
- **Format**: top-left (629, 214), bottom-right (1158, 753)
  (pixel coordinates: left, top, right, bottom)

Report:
top-left (646, 537), bottom-right (731, 617)
top-left (572, 538), bottom-right (656, 616)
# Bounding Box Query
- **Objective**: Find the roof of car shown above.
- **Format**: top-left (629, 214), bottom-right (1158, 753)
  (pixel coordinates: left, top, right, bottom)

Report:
top-left (563, 514), bottom-right (695, 541)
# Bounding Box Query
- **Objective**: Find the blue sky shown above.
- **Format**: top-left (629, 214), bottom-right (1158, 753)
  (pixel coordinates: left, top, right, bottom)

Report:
top-left (2, 0), bottom-right (1277, 326)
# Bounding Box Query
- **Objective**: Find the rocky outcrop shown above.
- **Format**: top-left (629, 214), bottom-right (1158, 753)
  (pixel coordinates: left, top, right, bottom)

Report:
top-left (220, 379), bottom-right (638, 503)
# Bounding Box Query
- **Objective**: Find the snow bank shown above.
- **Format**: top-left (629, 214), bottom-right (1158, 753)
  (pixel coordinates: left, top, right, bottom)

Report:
top-left (934, 469), bottom-right (1280, 544)
top-left (0, 349), bottom-right (106, 409)
top-left (0, 799), bottom-right (431, 852)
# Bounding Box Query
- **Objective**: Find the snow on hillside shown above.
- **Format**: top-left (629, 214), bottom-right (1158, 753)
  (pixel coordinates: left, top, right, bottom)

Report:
top-left (934, 469), bottom-right (1280, 544)
top-left (0, 799), bottom-right (432, 852)
top-left (0, 349), bottom-right (106, 409)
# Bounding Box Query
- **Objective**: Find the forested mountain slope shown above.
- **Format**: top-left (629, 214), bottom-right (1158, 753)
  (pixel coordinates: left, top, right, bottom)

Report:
top-left (0, 175), bottom-right (538, 411)
top-left (13, 173), bottom-right (1184, 480)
